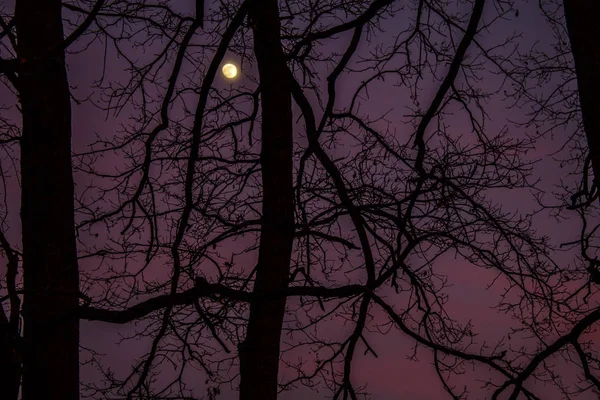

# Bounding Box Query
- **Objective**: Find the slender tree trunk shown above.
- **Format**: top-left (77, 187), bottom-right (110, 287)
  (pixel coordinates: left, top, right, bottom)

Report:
top-left (563, 0), bottom-right (600, 186)
top-left (238, 1), bottom-right (294, 399)
top-left (16, 1), bottom-right (80, 399)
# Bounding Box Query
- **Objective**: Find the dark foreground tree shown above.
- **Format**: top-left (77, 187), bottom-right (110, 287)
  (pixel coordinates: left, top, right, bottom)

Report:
top-left (16, 0), bottom-right (80, 397)
top-left (237, 1), bottom-right (294, 399)
top-left (1, 1), bottom-right (81, 399)
top-left (563, 0), bottom-right (600, 190)
top-left (0, 1), bottom-right (105, 399)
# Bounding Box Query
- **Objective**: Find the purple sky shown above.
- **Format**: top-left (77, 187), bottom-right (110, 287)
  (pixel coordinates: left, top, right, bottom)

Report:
top-left (1, 0), bottom-right (597, 399)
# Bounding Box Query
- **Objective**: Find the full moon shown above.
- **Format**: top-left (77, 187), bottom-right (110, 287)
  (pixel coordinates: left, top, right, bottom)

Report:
top-left (222, 63), bottom-right (238, 79)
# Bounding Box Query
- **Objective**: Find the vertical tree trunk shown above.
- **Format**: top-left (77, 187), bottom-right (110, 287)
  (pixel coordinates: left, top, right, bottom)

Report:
top-left (563, 0), bottom-right (600, 186)
top-left (16, 1), bottom-right (80, 399)
top-left (0, 234), bottom-right (21, 400)
top-left (238, 1), bottom-right (294, 399)
top-left (0, 316), bottom-right (20, 400)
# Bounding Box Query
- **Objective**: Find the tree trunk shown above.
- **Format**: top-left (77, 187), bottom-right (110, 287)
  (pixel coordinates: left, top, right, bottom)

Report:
top-left (563, 0), bottom-right (600, 186)
top-left (238, 1), bottom-right (294, 399)
top-left (0, 316), bottom-right (20, 400)
top-left (0, 233), bottom-right (21, 400)
top-left (16, 1), bottom-right (80, 399)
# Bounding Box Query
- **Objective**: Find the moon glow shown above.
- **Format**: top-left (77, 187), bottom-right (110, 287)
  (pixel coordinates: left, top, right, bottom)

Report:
top-left (222, 63), bottom-right (238, 79)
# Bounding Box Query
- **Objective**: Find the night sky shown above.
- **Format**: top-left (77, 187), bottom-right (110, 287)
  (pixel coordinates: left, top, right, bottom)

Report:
top-left (1, 0), bottom-right (597, 399)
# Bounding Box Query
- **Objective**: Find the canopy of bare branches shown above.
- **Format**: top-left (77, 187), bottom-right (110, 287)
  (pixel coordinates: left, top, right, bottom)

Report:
top-left (1, 1), bottom-right (600, 399)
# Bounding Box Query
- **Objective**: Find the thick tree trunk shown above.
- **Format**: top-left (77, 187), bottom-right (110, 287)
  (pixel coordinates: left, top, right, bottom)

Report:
top-left (16, 1), bottom-right (80, 399)
top-left (238, 1), bottom-right (294, 399)
top-left (0, 235), bottom-right (21, 400)
top-left (0, 316), bottom-right (20, 400)
top-left (563, 1), bottom-right (600, 186)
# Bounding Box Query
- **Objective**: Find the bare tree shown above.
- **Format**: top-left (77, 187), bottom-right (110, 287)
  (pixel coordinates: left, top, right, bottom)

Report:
top-left (0, 1), bottom-right (104, 399)
top-left (563, 0), bottom-right (600, 190)
top-left (486, 0), bottom-right (600, 398)
top-left (4, 0), bottom-right (599, 399)
top-left (16, 1), bottom-right (81, 397)
top-left (67, 0), bottom-right (570, 399)
top-left (237, 1), bottom-right (294, 399)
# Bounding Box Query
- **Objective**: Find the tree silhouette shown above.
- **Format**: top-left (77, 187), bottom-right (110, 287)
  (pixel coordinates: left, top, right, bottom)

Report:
top-left (563, 0), bottom-right (600, 192)
top-left (491, 0), bottom-right (600, 397)
top-left (2, 0), bottom-right (600, 399)
top-left (0, 0), bottom-right (103, 398)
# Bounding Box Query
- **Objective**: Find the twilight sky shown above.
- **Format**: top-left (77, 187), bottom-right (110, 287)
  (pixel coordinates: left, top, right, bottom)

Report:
top-left (1, 0), bottom-right (597, 399)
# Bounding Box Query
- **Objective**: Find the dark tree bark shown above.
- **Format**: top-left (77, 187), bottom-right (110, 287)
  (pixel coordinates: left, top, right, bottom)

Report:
top-left (238, 0), bottom-right (294, 399)
top-left (15, 0), bottom-right (80, 399)
top-left (0, 231), bottom-right (20, 399)
top-left (563, 0), bottom-right (600, 186)
top-left (0, 317), bottom-right (20, 400)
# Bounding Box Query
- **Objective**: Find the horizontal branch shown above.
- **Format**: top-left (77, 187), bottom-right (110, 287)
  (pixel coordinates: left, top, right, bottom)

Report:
top-left (78, 281), bottom-right (365, 324)
top-left (78, 282), bottom-right (251, 324)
